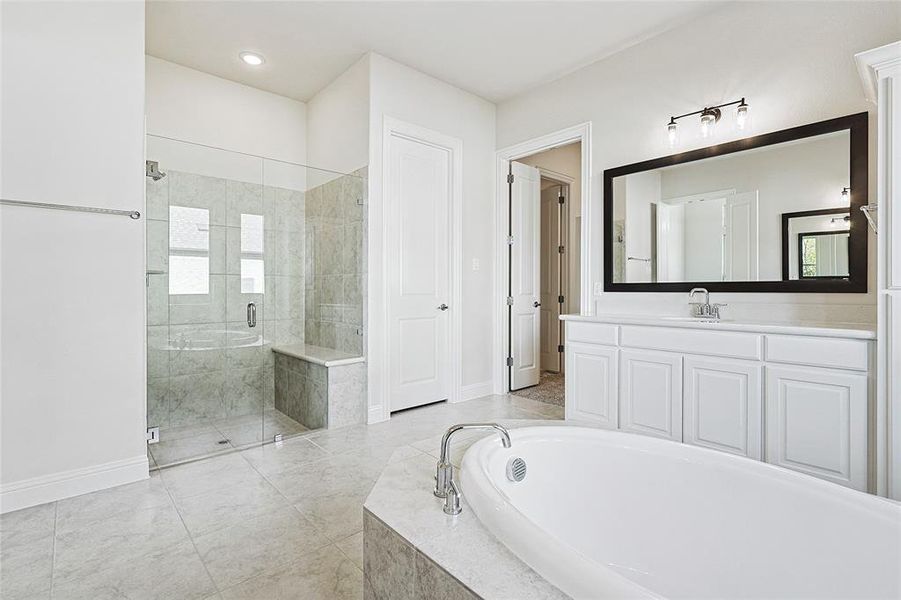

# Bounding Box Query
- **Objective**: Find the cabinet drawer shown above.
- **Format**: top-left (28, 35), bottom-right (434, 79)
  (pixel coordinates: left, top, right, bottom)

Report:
top-left (766, 335), bottom-right (869, 371)
top-left (620, 325), bottom-right (762, 360)
top-left (566, 321), bottom-right (618, 346)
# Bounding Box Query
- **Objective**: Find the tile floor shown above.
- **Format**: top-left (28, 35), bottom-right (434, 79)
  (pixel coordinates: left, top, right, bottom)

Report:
top-left (1, 394), bottom-right (562, 600)
top-left (149, 408), bottom-right (311, 468)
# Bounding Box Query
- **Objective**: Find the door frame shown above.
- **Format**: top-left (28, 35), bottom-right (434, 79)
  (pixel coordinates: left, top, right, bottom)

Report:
top-left (493, 122), bottom-right (592, 394)
top-left (371, 116), bottom-right (463, 422)
top-left (537, 169), bottom-right (572, 374)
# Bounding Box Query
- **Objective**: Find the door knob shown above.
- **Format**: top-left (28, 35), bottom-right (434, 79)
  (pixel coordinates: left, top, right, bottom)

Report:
top-left (438, 304), bottom-right (449, 311)
top-left (533, 301), bottom-right (541, 308)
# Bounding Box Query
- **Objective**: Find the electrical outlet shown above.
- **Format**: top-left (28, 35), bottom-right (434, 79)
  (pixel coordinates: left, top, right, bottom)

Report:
top-left (472, 258), bottom-right (480, 271)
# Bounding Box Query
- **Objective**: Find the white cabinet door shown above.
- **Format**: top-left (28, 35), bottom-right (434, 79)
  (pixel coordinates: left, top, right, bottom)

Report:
top-left (683, 357), bottom-right (762, 459)
top-left (766, 365), bottom-right (868, 490)
top-left (619, 349), bottom-right (682, 441)
top-left (565, 342), bottom-right (617, 428)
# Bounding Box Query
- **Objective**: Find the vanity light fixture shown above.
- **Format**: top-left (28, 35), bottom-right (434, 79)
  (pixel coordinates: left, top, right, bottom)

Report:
top-left (841, 187), bottom-right (850, 204)
top-left (666, 97), bottom-right (750, 143)
top-left (239, 51), bottom-right (265, 66)
top-left (667, 118), bottom-right (678, 146)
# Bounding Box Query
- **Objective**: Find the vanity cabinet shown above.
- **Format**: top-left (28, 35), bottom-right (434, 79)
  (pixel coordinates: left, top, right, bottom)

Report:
top-left (683, 356), bottom-right (762, 459)
top-left (563, 316), bottom-right (873, 491)
top-left (619, 350), bottom-right (682, 441)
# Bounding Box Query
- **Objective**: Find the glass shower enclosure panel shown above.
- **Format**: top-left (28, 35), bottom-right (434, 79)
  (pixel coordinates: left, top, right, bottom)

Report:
top-left (146, 136), bottom-right (301, 467)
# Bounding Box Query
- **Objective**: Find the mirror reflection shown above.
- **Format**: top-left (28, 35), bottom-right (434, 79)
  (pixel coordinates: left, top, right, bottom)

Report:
top-left (611, 130), bottom-right (850, 284)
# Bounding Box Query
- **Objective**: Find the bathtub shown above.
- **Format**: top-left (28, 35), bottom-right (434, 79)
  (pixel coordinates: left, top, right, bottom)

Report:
top-left (460, 426), bottom-right (900, 599)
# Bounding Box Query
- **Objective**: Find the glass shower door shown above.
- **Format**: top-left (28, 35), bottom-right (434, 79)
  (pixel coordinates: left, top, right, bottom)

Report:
top-left (146, 135), bottom-right (270, 467)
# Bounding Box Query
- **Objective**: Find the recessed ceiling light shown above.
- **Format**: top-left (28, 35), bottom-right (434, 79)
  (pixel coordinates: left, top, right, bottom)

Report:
top-left (239, 52), bottom-right (265, 66)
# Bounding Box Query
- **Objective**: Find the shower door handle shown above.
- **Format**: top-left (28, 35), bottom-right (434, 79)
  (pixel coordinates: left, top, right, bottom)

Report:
top-left (247, 302), bottom-right (257, 328)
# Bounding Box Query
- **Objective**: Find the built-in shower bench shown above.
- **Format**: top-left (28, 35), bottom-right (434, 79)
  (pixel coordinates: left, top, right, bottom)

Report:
top-left (271, 344), bottom-right (366, 430)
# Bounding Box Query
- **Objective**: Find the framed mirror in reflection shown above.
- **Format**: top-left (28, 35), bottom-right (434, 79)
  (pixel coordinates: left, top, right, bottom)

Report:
top-left (604, 112), bottom-right (867, 293)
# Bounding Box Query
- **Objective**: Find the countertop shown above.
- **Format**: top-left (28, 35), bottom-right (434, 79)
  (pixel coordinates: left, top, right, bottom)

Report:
top-left (560, 313), bottom-right (876, 340)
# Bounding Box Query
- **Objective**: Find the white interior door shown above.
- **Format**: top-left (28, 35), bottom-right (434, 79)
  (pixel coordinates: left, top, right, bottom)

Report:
top-left (387, 134), bottom-right (451, 412)
top-left (540, 184), bottom-right (562, 373)
top-left (510, 161), bottom-right (541, 391)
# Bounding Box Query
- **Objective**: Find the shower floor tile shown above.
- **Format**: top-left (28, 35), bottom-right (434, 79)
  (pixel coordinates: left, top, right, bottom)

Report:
top-left (4, 394), bottom-right (558, 600)
top-left (150, 409), bottom-right (309, 467)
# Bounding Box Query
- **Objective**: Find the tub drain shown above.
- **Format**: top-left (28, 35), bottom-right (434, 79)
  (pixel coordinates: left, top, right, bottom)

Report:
top-left (506, 457), bottom-right (527, 482)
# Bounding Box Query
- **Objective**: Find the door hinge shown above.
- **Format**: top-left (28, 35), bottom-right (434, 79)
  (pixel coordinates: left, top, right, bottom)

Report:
top-left (506, 296), bottom-right (514, 306)
top-left (507, 173), bottom-right (515, 184)
top-left (506, 235), bottom-right (514, 245)
top-left (146, 426), bottom-right (160, 445)
top-left (506, 356), bottom-right (514, 367)
top-left (557, 344), bottom-right (564, 353)
top-left (558, 245), bottom-right (565, 254)
top-left (558, 196), bottom-right (565, 205)
top-left (558, 295), bottom-right (565, 304)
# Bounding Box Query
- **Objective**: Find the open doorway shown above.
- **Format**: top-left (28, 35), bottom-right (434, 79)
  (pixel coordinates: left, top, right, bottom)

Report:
top-left (505, 141), bottom-right (582, 407)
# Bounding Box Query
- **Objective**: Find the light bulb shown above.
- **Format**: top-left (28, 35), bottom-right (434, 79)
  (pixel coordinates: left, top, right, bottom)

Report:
top-left (700, 111), bottom-right (716, 138)
top-left (736, 99), bottom-right (749, 130)
top-left (239, 52), bottom-right (265, 66)
top-left (667, 119), bottom-right (678, 147)
top-left (841, 187), bottom-right (850, 205)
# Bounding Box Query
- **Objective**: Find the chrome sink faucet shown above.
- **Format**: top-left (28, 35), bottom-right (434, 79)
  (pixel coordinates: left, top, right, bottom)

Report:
top-left (434, 423), bottom-right (511, 515)
top-left (689, 287), bottom-right (727, 320)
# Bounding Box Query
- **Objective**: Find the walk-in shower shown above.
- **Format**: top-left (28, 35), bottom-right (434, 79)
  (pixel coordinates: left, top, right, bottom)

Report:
top-left (145, 135), bottom-right (366, 468)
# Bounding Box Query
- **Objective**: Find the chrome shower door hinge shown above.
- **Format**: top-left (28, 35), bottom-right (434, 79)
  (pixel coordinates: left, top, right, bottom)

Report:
top-left (146, 426), bottom-right (160, 445)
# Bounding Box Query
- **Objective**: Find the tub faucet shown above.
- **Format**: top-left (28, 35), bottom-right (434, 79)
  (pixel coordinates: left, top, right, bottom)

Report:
top-left (434, 423), bottom-right (511, 515)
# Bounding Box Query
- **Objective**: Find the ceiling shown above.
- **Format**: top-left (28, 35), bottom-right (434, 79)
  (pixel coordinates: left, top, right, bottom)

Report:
top-left (146, 1), bottom-right (721, 103)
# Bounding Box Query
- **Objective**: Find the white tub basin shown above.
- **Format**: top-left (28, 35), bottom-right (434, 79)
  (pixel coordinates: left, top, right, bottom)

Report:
top-left (460, 426), bottom-right (900, 599)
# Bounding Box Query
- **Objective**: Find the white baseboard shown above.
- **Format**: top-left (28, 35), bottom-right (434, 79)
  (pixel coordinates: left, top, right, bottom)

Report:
top-left (368, 405), bottom-right (388, 425)
top-left (460, 381), bottom-right (494, 402)
top-left (0, 454), bottom-right (149, 514)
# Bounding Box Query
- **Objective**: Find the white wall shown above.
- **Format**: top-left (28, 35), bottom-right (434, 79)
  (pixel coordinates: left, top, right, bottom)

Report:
top-left (518, 143), bottom-right (582, 312)
top-left (1, 1), bottom-right (147, 512)
top-left (497, 1), bottom-right (900, 324)
top-left (366, 53), bottom-right (497, 420)
top-left (306, 56), bottom-right (370, 174)
top-left (146, 56), bottom-right (307, 165)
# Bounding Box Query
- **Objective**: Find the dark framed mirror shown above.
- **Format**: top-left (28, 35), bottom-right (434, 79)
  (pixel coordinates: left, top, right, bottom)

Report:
top-left (781, 208), bottom-right (851, 281)
top-left (603, 112), bottom-right (868, 293)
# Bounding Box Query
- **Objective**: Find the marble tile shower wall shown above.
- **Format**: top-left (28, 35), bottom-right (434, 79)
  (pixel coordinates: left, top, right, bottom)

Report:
top-left (304, 167), bottom-right (367, 356)
top-left (145, 170), bottom-right (306, 431)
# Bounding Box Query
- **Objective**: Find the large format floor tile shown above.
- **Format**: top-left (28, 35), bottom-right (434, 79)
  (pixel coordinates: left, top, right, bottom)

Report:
top-left (219, 544), bottom-right (362, 600)
top-left (52, 503), bottom-right (191, 585)
top-left (52, 540), bottom-right (216, 600)
top-left (192, 506), bottom-right (331, 590)
top-left (0, 395), bottom-right (558, 600)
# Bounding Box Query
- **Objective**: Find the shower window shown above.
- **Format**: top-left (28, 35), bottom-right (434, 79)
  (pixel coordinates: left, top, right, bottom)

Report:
top-left (240, 213), bottom-right (265, 293)
top-left (169, 206), bottom-right (210, 295)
